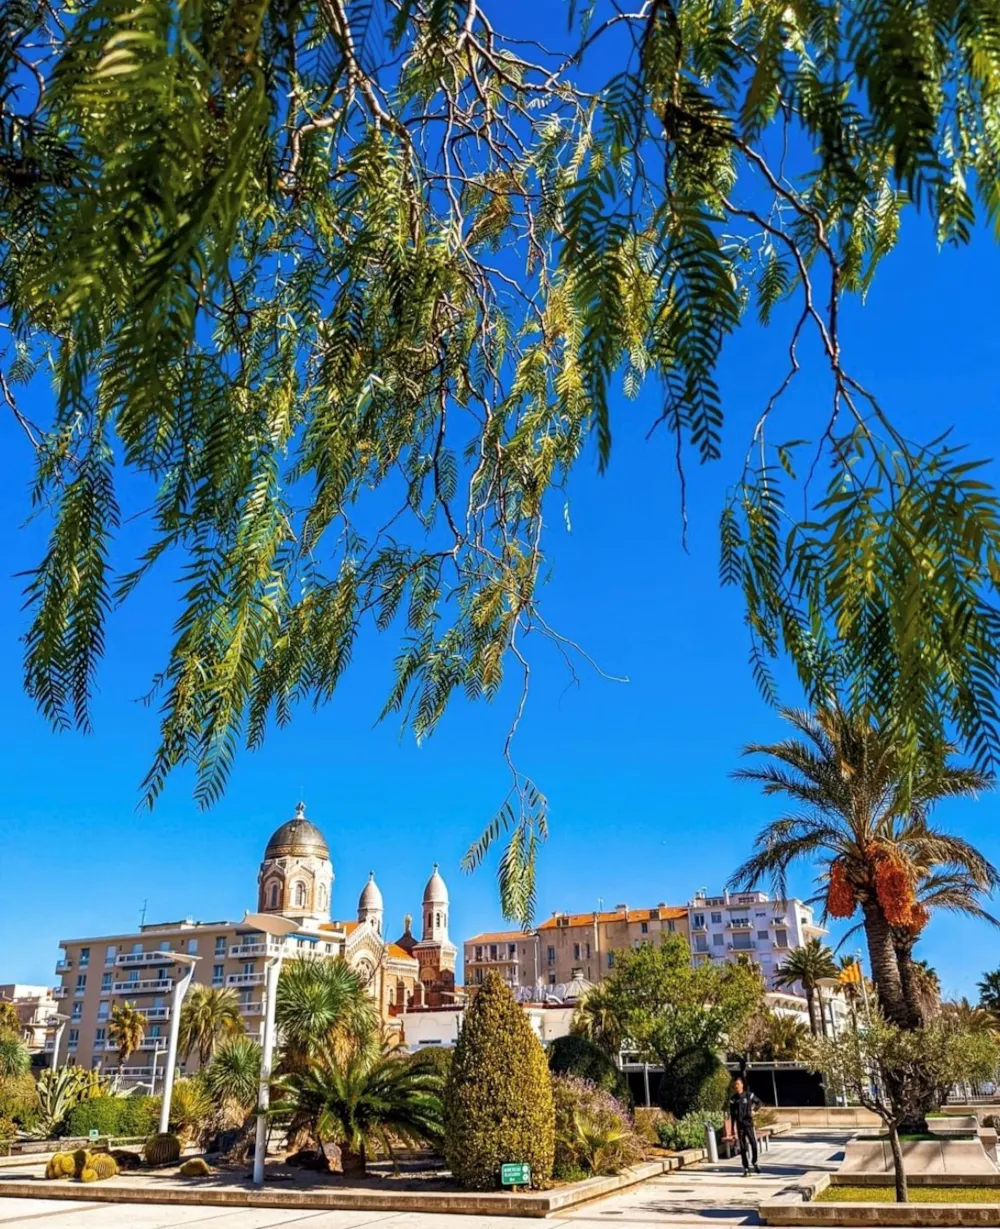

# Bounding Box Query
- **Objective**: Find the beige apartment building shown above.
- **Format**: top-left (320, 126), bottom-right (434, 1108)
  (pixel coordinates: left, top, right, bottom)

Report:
top-left (464, 903), bottom-right (689, 993)
top-left (0, 984), bottom-right (58, 1052)
top-left (51, 805), bottom-right (457, 1082)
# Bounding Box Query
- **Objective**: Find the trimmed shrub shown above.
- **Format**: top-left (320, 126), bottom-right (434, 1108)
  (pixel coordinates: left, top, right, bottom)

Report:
top-left (89, 1152), bottom-right (119, 1180)
top-left (656, 1111), bottom-right (724, 1151)
top-left (179, 1157), bottom-right (212, 1177)
top-left (657, 1050), bottom-right (726, 1118)
top-left (444, 972), bottom-right (555, 1190)
top-left (690, 1064), bottom-right (732, 1114)
top-left (144, 1132), bottom-right (182, 1166)
top-left (407, 1047), bottom-right (453, 1081)
top-left (633, 1106), bottom-right (668, 1145)
top-left (66, 1094), bottom-right (160, 1140)
top-left (548, 1036), bottom-right (633, 1109)
top-left (552, 1075), bottom-right (642, 1178)
top-left (0, 1116), bottom-right (15, 1142)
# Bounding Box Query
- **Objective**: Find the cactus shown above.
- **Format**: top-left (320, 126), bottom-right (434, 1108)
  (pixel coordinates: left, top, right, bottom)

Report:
top-left (79, 1167), bottom-right (99, 1183)
top-left (89, 1153), bottom-right (119, 1180)
top-left (178, 1157), bottom-right (212, 1177)
top-left (45, 1152), bottom-right (75, 1180)
top-left (143, 1132), bottom-right (181, 1166)
top-left (72, 1149), bottom-right (91, 1178)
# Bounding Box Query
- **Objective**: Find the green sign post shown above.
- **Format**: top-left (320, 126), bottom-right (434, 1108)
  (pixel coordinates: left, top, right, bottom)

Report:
top-left (88, 1129), bottom-right (100, 1142)
top-left (501, 1162), bottom-right (531, 1187)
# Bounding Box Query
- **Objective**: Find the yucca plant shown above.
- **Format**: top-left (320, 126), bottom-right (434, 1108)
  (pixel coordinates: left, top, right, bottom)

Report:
top-left (0, 1035), bottom-right (29, 1078)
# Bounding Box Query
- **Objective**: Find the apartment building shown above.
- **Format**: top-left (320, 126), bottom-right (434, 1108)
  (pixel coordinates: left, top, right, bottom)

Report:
top-left (50, 804), bottom-right (457, 1081)
top-left (0, 984), bottom-right (58, 1052)
top-left (465, 904), bottom-right (689, 992)
top-left (687, 889), bottom-right (827, 989)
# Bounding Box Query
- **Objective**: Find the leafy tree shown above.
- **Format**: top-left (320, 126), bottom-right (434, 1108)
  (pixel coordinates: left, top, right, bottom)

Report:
top-left (276, 1048), bottom-right (444, 1176)
top-left (178, 986), bottom-right (244, 1065)
top-left (444, 972), bottom-right (554, 1190)
top-left (810, 1004), bottom-right (1000, 1203)
top-left (569, 983), bottom-right (625, 1059)
top-left (8, 0), bottom-right (1000, 924)
top-left (598, 935), bottom-right (760, 1117)
top-left (773, 940), bottom-right (839, 1037)
top-left (108, 1001), bottom-right (146, 1072)
top-left (731, 705), bottom-right (996, 1026)
top-left (276, 958), bottom-right (379, 1069)
top-left (0, 1003), bottom-right (21, 1038)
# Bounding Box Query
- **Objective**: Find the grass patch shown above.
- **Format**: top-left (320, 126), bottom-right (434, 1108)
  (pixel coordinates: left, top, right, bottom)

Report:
top-left (818, 1187), bottom-right (1000, 1204)
top-left (857, 1132), bottom-right (974, 1141)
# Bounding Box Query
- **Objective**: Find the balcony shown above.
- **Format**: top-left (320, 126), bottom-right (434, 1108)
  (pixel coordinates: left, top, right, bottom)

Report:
top-left (111, 978), bottom-right (174, 994)
top-left (136, 1006), bottom-right (171, 1021)
top-left (239, 1002), bottom-right (264, 1016)
top-left (56, 958), bottom-right (72, 972)
top-left (728, 941), bottom-right (757, 953)
top-left (105, 1066), bottom-right (155, 1079)
top-left (229, 940), bottom-right (284, 959)
top-left (690, 920), bottom-right (708, 932)
top-left (726, 919), bottom-right (752, 930)
top-left (137, 1038), bottom-right (169, 1051)
top-left (53, 986), bottom-right (67, 999)
top-left (116, 950), bottom-right (176, 967)
top-left (227, 972), bottom-right (264, 987)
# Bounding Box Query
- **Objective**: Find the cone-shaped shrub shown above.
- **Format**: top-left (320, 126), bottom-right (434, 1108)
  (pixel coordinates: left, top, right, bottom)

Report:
top-left (444, 972), bottom-right (554, 1190)
top-left (144, 1132), bottom-right (181, 1165)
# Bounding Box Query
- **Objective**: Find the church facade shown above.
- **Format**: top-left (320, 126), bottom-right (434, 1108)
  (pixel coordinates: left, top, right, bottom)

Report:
top-left (51, 804), bottom-right (457, 1080)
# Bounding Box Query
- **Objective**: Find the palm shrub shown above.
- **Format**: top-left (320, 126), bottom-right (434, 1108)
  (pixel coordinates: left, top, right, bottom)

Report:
top-left (548, 1036), bottom-right (633, 1109)
top-left (202, 1036), bottom-right (261, 1111)
top-left (108, 1002), bottom-right (146, 1071)
top-left (552, 1076), bottom-right (640, 1179)
top-left (276, 958), bottom-right (379, 1069)
top-left (570, 984), bottom-right (625, 1059)
top-left (277, 1048), bottom-right (444, 1176)
top-left (444, 972), bottom-right (554, 1190)
top-left (0, 1036), bottom-right (30, 1079)
top-left (168, 1079), bottom-right (213, 1143)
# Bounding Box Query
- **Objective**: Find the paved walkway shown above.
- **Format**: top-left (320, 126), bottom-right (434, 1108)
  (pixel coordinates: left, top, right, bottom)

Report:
top-left (0, 1131), bottom-right (851, 1228)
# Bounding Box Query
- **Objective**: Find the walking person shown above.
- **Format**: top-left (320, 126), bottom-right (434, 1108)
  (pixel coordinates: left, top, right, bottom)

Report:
top-left (728, 1077), bottom-right (762, 1177)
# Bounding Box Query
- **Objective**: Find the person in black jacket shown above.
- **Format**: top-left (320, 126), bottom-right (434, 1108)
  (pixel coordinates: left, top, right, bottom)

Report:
top-left (728, 1077), bottom-right (762, 1176)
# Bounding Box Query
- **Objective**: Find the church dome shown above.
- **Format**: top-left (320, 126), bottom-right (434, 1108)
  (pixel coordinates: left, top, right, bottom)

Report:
top-left (423, 863), bottom-right (448, 904)
top-left (358, 871), bottom-right (383, 912)
top-left (264, 802), bottom-right (330, 861)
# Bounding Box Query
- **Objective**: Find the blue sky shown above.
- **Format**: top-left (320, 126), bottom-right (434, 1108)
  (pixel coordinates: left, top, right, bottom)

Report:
top-left (3, 38), bottom-right (1000, 999)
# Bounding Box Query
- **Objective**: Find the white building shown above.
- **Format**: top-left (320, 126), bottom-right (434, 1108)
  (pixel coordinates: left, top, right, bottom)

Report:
top-left (687, 889), bottom-right (828, 990)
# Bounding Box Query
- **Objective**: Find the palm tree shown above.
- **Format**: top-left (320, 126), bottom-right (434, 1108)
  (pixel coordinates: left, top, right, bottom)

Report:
top-left (276, 1048), bottom-right (444, 1176)
top-left (746, 1008), bottom-right (811, 1062)
top-left (178, 986), bottom-right (244, 1064)
top-left (978, 969), bottom-right (1000, 1016)
top-left (108, 1001), bottom-right (146, 1072)
top-left (941, 997), bottom-right (998, 1035)
top-left (773, 939), bottom-right (839, 1036)
top-left (731, 704), bottom-right (995, 1027)
top-left (570, 983), bottom-right (624, 1058)
top-left (276, 957), bottom-right (379, 1068)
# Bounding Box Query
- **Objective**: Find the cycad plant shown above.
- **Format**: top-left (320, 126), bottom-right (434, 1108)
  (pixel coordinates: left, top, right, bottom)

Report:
top-left (108, 1001), bottom-right (146, 1072)
top-left (276, 1049), bottom-right (444, 1176)
top-left (178, 986), bottom-right (244, 1064)
top-left (202, 1035), bottom-right (261, 1111)
top-left (731, 705), bottom-right (996, 1027)
top-left (773, 940), bottom-right (839, 1037)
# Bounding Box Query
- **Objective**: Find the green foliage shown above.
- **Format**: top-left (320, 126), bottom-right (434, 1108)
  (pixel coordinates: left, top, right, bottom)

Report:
top-left (108, 1002), bottom-right (146, 1068)
top-left (0, 1037), bottom-right (30, 1079)
top-left (549, 1035), bottom-right (633, 1109)
top-left (143, 1132), bottom-right (182, 1166)
top-left (0, 1116), bottom-right (15, 1142)
top-left (201, 1036), bottom-right (261, 1111)
top-left (569, 984), bottom-right (626, 1059)
top-left (600, 936), bottom-right (761, 1117)
top-left (774, 940), bottom-right (840, 1036)
top-left (444, 973), bottom-right (554, 1190)
top-left (656, 1112), bottom-right (725, 1152)
top-left (688, 1063), bottom-right (732, 1114)
top-left (746, 1010), bottom-right (812, 1063)
top-left (88, 1152), bottom-right (119, 1180)
top-left (0, 1072), bottom-right (39, 1127)
top-left (276, 1048), bottom-right (444, 1175)
top-left (276, 958), bottom-right (378, 1067)
top-left (179, 1157), bottom-right (212, 1177)
top-left (168, 1080), bottom-right (214, 1142)
top-left (405, 1047), bottom-right (453, 1081)
top-left (0, 1003), bottom-right (21, 1037)
top-left (7, 0), bottom-right (1000, 927)
top-left (178, 987), bottom-right (243, 1065)
top-left (66, 1094), bottom-right (160, 1140)
top-left (31, 1068), bottom-right (110, 1139)
top-left (552, 1075), bottom-right (641, 1178)
top-left (977, 970), bottom-right (1000, 1017)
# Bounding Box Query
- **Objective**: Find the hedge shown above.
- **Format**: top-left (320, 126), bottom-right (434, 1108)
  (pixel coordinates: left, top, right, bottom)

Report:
top-left (65, 1095), bottom-right (161, 1139)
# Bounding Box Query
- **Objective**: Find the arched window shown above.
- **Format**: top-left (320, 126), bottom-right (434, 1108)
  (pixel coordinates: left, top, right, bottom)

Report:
top-left (427, 912), bottom-right (432, 932)
top-left (317, 884), bottom-right (327, 910)
top-left (435, 911), bottom-right (441, 929)
top-left (294, 881), bottom-right (306, 908)
top-left (268, 883), bottom-right (279, 909)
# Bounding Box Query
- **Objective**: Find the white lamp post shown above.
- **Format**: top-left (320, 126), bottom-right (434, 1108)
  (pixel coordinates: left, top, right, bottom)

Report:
top-left (47, 1012), bottom-right (70, 1070)
top-left (158, 953), bottom-right (201, 1134)
top-left (240, 911), bottom-right (300, 1186)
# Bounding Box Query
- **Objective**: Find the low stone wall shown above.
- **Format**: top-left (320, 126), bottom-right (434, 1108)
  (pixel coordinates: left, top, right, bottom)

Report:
top-left (767, 1107), bottom-right (1000, 1130)
top-left (839, 1137), bottom-right (996, 1176)
top-left (760, 1170), bottom-right (1000, 1226)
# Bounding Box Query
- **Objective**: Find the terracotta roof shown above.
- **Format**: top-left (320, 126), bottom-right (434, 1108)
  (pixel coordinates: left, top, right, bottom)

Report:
top-left (538, 906), bottom-right (686, 930)
top-left (465, 930), bottom-right (526, 945)
top-left (386, 943), bottom-right (416, 960)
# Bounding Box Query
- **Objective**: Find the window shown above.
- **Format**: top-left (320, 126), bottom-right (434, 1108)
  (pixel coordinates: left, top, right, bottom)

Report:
top-left (427, 912), bottom-right (432, 931)
top-left (215, 936), bottom-right (226, 955)
top-left (293, 881), bottom-right (306, 908)
top-left (97, 1001), bottom-right (109, 1021)
top-left (325, 943), bottom-right (332, 954)
top-left (71, 1002), bottom-right (82, 1021)
top-left (128, 969), bottom-right (139, 983)
top-left (641, 921), bottom-right (649, 934)
top-left (667, 919), bottom-right (675, 933)
top-left (318, 884), bottom-right (327, 910)
top-left (101, 972), bottom-right (112, 991)
top-left (153, 996), bottom-right (165, 1009)
top-left (695, 937), bottom-right (709, 953)
top-left (775, 929), bottom-right (788, 948)
top-left (547, 946), bottom-right (555, 963)
top-left (436, 912), bottom-right (441, 929)
top-left (187, 938), bottom-right (198, 955)
top-left (693, 913), bottom-right (705, 928)
top-left (244, 962), bottom-right (255, 976)
top-left (75, 974), bottom-right (86, 994)
top-left (132, 942), bottom-right (143, 955)
top-left (585, 942), bottom-right (591, 957)
top-left (158, 941), bottom-right (170, 951)
top-left (68, 1029), bottom-right (79, 1047)
top-left (573, 943), bottom-right (580, 960)
top-left (712, 933), bottom-right (724, 947)
top-left (607, 952), bottom-right (615, 968)
top-left (212, 965), bottom-right (224, 986)
top-left (79, 947), bottom-right (91, 967)
top-left (269, 883), bottom-right (279, 909)
top-left (475, 946), bottom-right (483, 962)
top-left (490, 944), bottom-right (498, 960)
top-left (756, 911), bottom-right (766, 918)
top-left (508, 944), bottom-right (516, 958)
top-left (94, 1028), bottom-right (105, 1044)
top-left (105, 945), bottom-right (117, 965)
top-left (732, 933), bottom-right (753, 951)
top-left (548, 973), bottom-right (557, 985)
top-left (711, 912), bottom-right (722, 924)
top-left (757, 930), bottom-right (769, 941)
top-left (156, 966), bottom-right (168, 981)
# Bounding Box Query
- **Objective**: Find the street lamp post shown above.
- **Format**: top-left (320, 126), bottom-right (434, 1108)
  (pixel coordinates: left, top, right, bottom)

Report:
top-left (241, 912), bottom-right (300, 1186)
top-left (158, 953), bottom-right (201, 1135)
top-left (47, 1012), bottom-right (70, 1070)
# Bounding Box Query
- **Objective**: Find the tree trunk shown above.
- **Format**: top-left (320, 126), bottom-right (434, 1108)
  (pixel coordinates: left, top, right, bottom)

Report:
top-left (861, 901), bottom-right (907, 1026)
top-left (815, 987), bottom-right (829, 1037)
top-left (894, 942), bottom-right (923, 1030)
top-left (341, 1145), bottom-right (366, 1178)
top-left (804, 987), bottom-right (819, 1036)
top-left (887, 1123), bottom-right (908, 1203)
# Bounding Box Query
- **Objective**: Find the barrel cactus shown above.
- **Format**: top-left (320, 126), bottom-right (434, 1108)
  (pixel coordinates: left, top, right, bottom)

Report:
top-left (78, 1166), bottom-right (99, 1183)
top-left (144, 1132), bottom-right (181, 1166)
top-left (45, 1152), bottom-right (76, 1180)
top-left (89, 1153), bottom-right (119, 1180)
top-left (72, 1149), bottom-right (90, 1178)
top-left (179, 1157), bottom-right (211, 1177)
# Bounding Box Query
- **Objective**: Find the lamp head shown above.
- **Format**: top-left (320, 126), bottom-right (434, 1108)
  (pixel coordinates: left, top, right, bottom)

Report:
top-left (171, 953), bottom-right (202, 967)
top-left (241, 911), bottom-right (301, 938)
